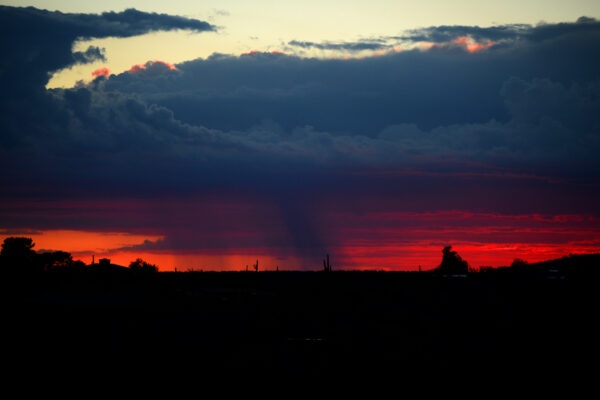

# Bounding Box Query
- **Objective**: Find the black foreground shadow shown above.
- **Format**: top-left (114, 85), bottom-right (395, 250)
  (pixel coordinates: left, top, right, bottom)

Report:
top-left (2, 254), bottom-right (600, 380)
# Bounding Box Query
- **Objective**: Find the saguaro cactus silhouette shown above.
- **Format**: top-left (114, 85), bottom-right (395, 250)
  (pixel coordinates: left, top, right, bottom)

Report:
top-left (323, 254), bottom-right (332, 272)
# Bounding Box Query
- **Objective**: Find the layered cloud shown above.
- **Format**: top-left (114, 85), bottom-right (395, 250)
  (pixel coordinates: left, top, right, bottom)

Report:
top-left (287, 39), bottom-right (391, 53)
top-left (287, 16), bottom-right (600, 56)
top-left (398, 16), bottom-right (600, 43)
top-left (1, 6), bottom-right (599, 268)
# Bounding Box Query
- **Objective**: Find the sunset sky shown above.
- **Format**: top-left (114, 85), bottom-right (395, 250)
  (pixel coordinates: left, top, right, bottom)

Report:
top-left (1, 1), bottom-right (600, 270)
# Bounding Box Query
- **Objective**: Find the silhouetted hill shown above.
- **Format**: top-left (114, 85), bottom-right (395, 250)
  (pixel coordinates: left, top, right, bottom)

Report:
top-left (528, 252), bottom-right (600, 274)
top-left (488, 252), bottom-right (600, 278)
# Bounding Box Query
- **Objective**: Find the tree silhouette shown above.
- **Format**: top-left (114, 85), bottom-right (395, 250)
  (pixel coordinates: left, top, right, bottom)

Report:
top-left (129, 258), bottom-right (158, 273)
top-left (1, 237), bottom-right (35, 258)
top-left (436, 246), bottom-right (469, 275)
top-left (0, 237), bottom-right (37, 270)
top-left (36, 251), bottom-right (83, 272)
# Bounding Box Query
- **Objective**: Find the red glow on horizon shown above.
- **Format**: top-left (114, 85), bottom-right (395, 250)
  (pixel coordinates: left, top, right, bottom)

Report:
top-left (91, 67), bottom-right (110, 78)
top-left (72, 250), bottom-right (301, 272)
top-left (2, 200), bottom-right (598, 272)
top-left (335, 242), bottom-right (599, 271)
top-left (70, 240), bottom-right (599, 272)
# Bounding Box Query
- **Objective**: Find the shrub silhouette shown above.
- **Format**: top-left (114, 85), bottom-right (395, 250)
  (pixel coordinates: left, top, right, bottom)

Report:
top-left (511, 258), bottom-right (528, 268)
top-left (129, 258), bottom-right (158, 273)
top-left (436, 246), bottom-right (469, 274)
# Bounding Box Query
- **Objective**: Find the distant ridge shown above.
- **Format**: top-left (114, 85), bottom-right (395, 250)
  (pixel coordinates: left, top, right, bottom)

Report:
top-left (493, 253), bottom-right (600, 278)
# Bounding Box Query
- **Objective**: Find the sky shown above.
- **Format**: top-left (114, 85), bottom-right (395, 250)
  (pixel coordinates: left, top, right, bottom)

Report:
top-left (1, 2), bottom-right (600, 270)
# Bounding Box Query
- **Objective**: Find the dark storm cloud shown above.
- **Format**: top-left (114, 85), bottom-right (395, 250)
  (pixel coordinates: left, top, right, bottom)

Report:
top-left (4, 72), bottom-right (598, 198)
top-left (89, 15), bottom-right (597, 141)
top-left (1, 8), bottom-right (600, 259)
top-left (0, 6), bottom-right (215, 95)
top-left (0, 5), bottom-right (214, 146)
top-left (2, 12), bottom-right (600, 191)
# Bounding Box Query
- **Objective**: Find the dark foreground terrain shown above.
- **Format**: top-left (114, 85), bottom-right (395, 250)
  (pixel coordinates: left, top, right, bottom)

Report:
top-left (3, 255), bottom-right (600, 379)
